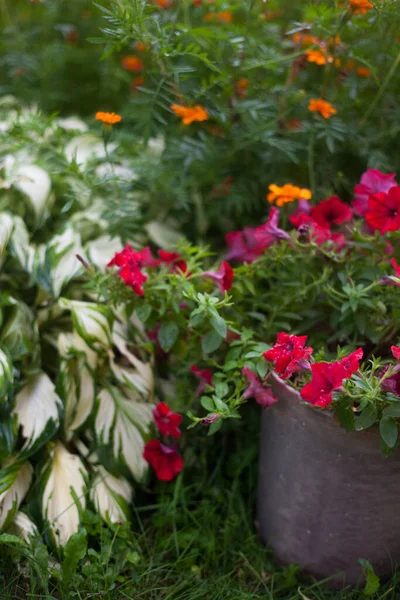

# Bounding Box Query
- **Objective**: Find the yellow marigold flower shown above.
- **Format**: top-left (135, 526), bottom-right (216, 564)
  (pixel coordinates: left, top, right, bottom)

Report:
top-left (171, 104), bottom-right (209, 125)
top-left (305, 48), bottom-right (332, 66)
top-left (267, 184), bottom-right (312, 207)
top-left (95, 112), bottom-right (122, 125)
top-left (356, 66), bottom-right (371, 77)
top-left (308, 99), bottom-right (337, 119)
top-left (349, 0), bottom-right (374, 14)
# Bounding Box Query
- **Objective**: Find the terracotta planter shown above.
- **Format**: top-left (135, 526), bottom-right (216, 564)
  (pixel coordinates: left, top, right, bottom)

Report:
top-left (258, 375), bottom-right (400, 588)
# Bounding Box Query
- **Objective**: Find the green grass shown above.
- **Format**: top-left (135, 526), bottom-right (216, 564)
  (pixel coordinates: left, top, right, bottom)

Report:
top-left (1, 414), bottom-right (399, 599)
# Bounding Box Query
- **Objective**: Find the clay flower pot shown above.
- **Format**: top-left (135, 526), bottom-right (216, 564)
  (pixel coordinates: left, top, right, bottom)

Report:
top-left (258, 374), bottom-right (400, 588)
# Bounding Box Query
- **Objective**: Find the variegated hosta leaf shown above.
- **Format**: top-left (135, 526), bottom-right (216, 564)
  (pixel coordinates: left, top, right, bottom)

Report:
top-left (13, 373), bottom-right (62, 450)
top-left (95, 162), bottom-right (138, 182)
top-left (145, 221), bottom-right (182, 250)
top-left (58, 332), bottom-right (97, 370)
top-left (65, 134), bottom-right (117, 167)
top-left (8, 511), bottom-right (38, 542)
top-left (0, 212), bottom-right (13, 256)
top-left (33, 228), bottom-right (83, 298)
top-left (95, 387), bottom-right (153, 481)
top-left (56, 117), bottom-right (88, 132)
top-left (8, 216), bottom-right (35, 272)
top-left (0, 299), bottom-right (39, 361)
top-left (59, 299), bottom-right (112, 351)
top-left (111, 321), bottom-right (154, 397)
top-left (14, 164), bottom-right (52, 221)
top-left (90, 466), bottom-right (132, 524)
top-left (0, 461), bottom-right (33, 531)
top-left (42, 442), bottom-right (87, 547)
top-left (86, 235), bottom-right (122, 272)
top-left (58, 357), bottom-right (95, 441)
top-left (0, 345), bottom-right (13, 400)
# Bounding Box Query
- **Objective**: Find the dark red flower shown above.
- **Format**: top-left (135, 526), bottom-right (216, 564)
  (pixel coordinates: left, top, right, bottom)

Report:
top-left (158, 250), bottom-right (188, 274)
top-left (352, 169), bottom-right (397, 217)
top-left (338, 348), bottom-right (363, 376)
top-left (253, 207), bottom-right (290, 248)
top-left (291, 214), bottom-right (346, 249)
top-left (144, 440), bottom-right (183, 481)
top-left (392, 346), bottom-right (400, 360)
top-left (310, 196), bottom-right (352, 229)
top-left (153, 402), bottom-right (182, 438)
top-left (107, 244), bottom-right (158, 295)
top-left (264, 333), bottom-right (313, 379)
top-left (191, 365), bottom-right (213, 396)
top-left (242, 367), bottom-right (278, 408)
top-left (225, 228), bottom-right (263, 263)
top-left (300, 362), bottom-right (348, 408)
top-left (365, 187), bottom-right (400, 234)
top-left (202, 261), bottom-right (234, 293)
top-left (392, 258), bottom-right (400, 277)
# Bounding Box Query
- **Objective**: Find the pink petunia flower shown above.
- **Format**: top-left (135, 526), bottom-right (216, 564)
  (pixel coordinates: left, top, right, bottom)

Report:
top-left (201, 261), bottom-right (234, 293)
top-left (352, 169), bottom-right (397, 217)
top-left (242, 366), bottom-right (278, 408)
top-left (225, 228), bottom-right (262, 263)
top-left (191, 365), bottom-right (213, 396)
top-left (253, 207), bottom-right (291, 248)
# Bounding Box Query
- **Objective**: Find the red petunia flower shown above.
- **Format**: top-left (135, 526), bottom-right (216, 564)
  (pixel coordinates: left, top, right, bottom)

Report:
top-left (225, 228), bottom-right (263, 263)
top-left (338, 348), bottom-right (363, 376)
top-left (191, 365), bottom-right (213, 396)
top-left (300, 362), bottom-right (348, 408)
top-left (107, 244), bottom-right (158, 295)
top-left (391, 346), bottom-right (400, 360)
top-left (352, 169), bottom-right (397, 217)
top-left (310, 196), bottom-right (352, 229)
top-left (202, 261), bottom-right (234, 293)
top-left (242, 367), bottom-right (278, 408)
top-left (264, 333), bottom-right (313, 379)
top-left (158, 250), bottom-right (188, 274)
top-left (365, 186), bottom-right (400, 234)
top-left (253, 207), bottom-right (291, 248)
top-left (144, 440), bottom-right (183, 481)
top-left (392, 258), bottom-right (400, 277)
top-left (153, 402), bottom-right (182, 438)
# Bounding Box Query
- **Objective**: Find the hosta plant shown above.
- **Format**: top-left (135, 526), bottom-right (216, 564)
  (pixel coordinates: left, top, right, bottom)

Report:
top-left (0, 99), bottom-right (174, 549)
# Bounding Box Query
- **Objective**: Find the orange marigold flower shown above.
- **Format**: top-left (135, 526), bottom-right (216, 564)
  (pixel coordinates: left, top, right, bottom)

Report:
top-left (171, 104), bottom-right (209, 125)
top-left (151, 0), bottom-right (172, 8)
top-left (305, 48), bottom-right (332, 66)
top-left (334, 58), bottom-right (342, 68)
top-left (267, 184), bottom-right (312, 207)
top-left (121, 55), bottom-right (144, 72)
top-left (131, 76), bottom-right (145, 91)
top-left (260, 10), bottom-right (281, 21)
top-left (292, 33), bottom-right (320, 47)
top-left (95, 112), bottom-right (122, 125)
top-left (135, 41), bottom-right (150, 52)
top-left (235, 78), bottom-right (249, 98)
top-left (349, 0), bottom-right (373, 14)
top-left (308, 98), bottom-right (337, 119)
top-left (356, 66), bottom-right (371, 77)
top-left (204, 10), bottom-right (232, 23)
top-left (328, 35), bottom-right (342, 47)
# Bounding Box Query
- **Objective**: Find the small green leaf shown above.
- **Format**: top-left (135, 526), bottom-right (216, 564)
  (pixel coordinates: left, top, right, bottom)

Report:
top-left (355, 404), bottom-right (377, 431)
top-left (359, 559), bottom-right (380, 595)
top-left (223, 360), bottom-right (238, 371)
top-left (213, 397), bottom-right (228, 411)
top-left (382, 404), bottom-right (400, 417)
top-left (210, 314), bottom-right (227, 339)
top-left (208, 419), bottom-right (222, 435)
top-left (256, 359), bottom-right (268, 379)
top-left (136, 304), bottom-right (152, 323)
top-left (158, 321), bottom-right (179, 352)
top-left (202, 330), bottom-right (223, 354)
top-left (335, 403), bottom-right (355, 432)
top-left (215, 382), bottom-right (229, 399)
top-left (379, 416), bottom-right (398, 448)
top-left (0, 533), bottom-right (27, 547)
top-left (200, 396), bottom-right (215, 411)
top-left (61, 529), bottom-right (87, 580)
